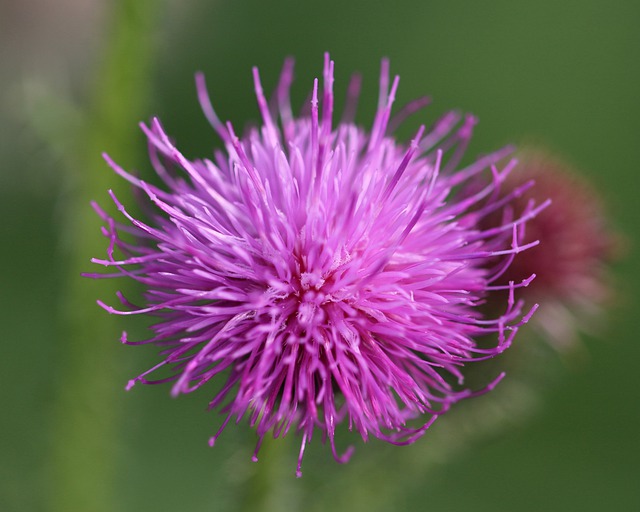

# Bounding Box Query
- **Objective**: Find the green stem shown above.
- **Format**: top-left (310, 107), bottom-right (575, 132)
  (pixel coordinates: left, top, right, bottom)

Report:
top-left (239, 434), bottom-right (297, 512)
top-left (49, 2), bottom-right (161, 511)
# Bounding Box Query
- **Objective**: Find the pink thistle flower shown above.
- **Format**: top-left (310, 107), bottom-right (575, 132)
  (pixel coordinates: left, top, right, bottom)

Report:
top-left (88, 54), bottom-right (547, 476)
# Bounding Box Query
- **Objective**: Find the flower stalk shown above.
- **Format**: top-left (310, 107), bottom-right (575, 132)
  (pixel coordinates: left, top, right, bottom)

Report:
top-left (49, 1), bottom-right (161, 510)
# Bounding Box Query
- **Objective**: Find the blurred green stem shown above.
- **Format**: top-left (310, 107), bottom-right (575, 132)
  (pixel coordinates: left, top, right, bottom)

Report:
top-left (50, 1), bottom-right (161, 511)
top-left (239, 434), bottom-right (295, 512)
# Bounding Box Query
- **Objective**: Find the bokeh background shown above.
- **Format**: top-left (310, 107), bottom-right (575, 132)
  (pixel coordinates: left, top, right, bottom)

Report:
top-left (1, 0), bottom-right (639, 511)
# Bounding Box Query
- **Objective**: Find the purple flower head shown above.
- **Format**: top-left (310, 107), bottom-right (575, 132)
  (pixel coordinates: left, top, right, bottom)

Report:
top-left (89, 54), bottom-right (547, 476)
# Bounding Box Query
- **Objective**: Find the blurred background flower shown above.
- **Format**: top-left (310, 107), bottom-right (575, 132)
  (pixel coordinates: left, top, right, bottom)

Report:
top-left (483, 150), bottom-right (620, 351)
top-left (1, 1), bottom-right (638, 511)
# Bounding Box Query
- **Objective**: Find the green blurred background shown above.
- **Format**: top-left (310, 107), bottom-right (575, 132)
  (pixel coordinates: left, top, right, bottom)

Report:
top-left (1, 0), bottom-right (638, 511)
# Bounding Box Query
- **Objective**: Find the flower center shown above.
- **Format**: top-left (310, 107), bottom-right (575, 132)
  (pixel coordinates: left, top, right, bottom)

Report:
top-left (294, 272), bottom-right (329, 327)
